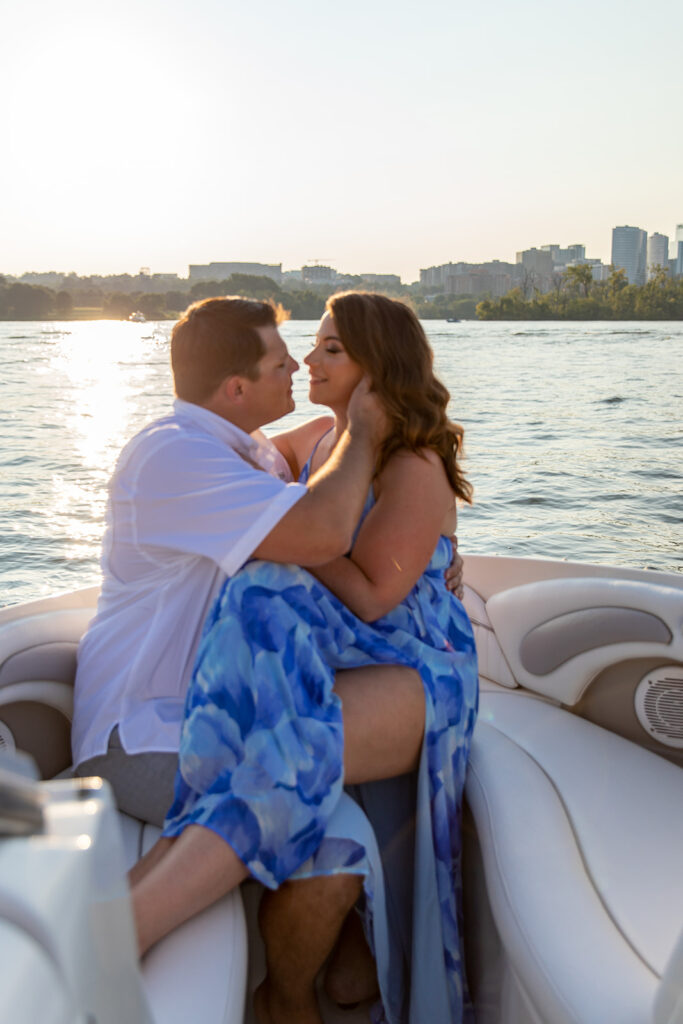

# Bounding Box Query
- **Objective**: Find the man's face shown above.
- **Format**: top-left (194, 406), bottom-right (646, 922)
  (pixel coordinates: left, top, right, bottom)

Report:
top-left (242, 325), bottom-right (299, 429)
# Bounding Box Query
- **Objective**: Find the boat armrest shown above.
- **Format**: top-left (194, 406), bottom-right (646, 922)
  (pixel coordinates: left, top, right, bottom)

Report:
top-left (485, 577), bottom-right (683, 704)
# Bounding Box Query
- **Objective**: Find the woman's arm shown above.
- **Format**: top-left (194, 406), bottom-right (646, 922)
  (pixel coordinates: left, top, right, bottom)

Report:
top-left (267, 416), bottom-right (334, 480)
top-left (311, 450), bottom-right (454, 622)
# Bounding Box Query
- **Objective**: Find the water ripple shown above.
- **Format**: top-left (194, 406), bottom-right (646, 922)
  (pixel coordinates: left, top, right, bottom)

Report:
top-left (1, 318), bottom-right (682, 606)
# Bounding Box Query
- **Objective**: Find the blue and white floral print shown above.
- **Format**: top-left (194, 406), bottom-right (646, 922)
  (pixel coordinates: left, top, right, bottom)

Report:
top-left (164, 489), bottom-right (478, 1023)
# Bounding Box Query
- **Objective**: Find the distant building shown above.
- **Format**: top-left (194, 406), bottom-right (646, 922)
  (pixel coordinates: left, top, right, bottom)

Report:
top-left (586, 261), bottom-right (611, 282)
top-left (301, 265), bottom-right (337, 284)
top-left (646, 233), bottom-right (669, 278)
top-left (451, 261), bottom-right (521, 298)
top-left (675, 225), bottom-right (683, 278)
top-left (359, 274), bottom-right (402, 289)
top-left (611, 226), bottom-right (647, 285)
top-left (420, 264), bottom-right (454, 290)
top-left (188, 262), bottom-right (282, 284)
top-left (281, 270), bottom-right (303, 285)
top-left (143, 274), bottom-right (182, 293)
top-left (540, 244), bottom-right (586, 270)
top-left (515, 248), bottom-right (554, 292)
top-left (420, 261), bottom-right (521, 297)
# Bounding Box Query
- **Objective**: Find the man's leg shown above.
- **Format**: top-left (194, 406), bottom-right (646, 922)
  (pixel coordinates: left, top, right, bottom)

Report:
top-left (131, 664), bottom-right (424, 957)
top-left (324, 907), bottom-right (379, 1006)
top-left (255, 665), bottom-right (421, 1017)
top-left (255, 874), bottom-right (363, 1024)
top-left (75, 726), bottom-right (178, 827)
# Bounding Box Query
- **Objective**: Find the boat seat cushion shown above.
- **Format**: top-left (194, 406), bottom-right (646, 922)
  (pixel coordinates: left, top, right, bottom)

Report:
top-left (467, 692), bottom-right (683, 1024)
top-left (117, 811), bottom-right (248, 1024)
top-left (462, 585), bottom-right (517, 689)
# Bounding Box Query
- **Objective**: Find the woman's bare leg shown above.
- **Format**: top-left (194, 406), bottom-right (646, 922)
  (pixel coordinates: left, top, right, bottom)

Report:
top-left (334, 664), bottom-right (425, 784)
top-left (131, 825), bottom-right (248, 956)
top-left (127, 836), bottom-right (175, 887)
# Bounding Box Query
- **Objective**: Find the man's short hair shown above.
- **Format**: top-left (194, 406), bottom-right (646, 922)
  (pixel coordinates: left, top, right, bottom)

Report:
top-left (171, 296), bottom-right (283, 405)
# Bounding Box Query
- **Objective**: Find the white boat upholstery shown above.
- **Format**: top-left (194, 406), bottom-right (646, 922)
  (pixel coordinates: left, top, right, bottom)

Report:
top-left (117, 812), bottom-right (249, 1024)
top-left (0, 917), bottom-right (78, 1023)
top-left (466, 691), bottom-right (683, 1024)
top-left (462, 585), bottom-right (517, 689)
top-left (0, 594), bottom-right (248, 1024)
top-left (485, 577), bottom-right (683, 706)
top-left (3, 569), bottom-right (682, 1023)
top-left (0, 775), bottom-right (153, 1024)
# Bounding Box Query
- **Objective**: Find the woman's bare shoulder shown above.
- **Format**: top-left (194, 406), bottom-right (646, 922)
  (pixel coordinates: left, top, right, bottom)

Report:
top-left (275, 415), bottom-right (333, 448)
top-left (379, 446), bottom-right (447, 480)
top-left (271, 416), bottom-right (334, 478)
top-left (375, 446), bottom-right (452, 503)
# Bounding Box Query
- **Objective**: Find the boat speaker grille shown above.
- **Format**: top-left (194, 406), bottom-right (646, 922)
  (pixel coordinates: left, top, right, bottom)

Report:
top-left (634, 666), bottom-right (683, 749)
top-left (0, 721), bottom-right (16, 753)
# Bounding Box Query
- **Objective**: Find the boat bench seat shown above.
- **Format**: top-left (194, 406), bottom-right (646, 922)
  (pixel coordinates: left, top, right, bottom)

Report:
top-left (0, 597), bottom-right (248, 1024)
top-left (466, 690), bottom-right (683, 1024)
top-left (116, 812), bottom-right (248, 1024)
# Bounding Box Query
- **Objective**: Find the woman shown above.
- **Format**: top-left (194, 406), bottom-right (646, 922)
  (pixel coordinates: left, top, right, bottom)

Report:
top-left (134, 293), bottom-right (478, 1023)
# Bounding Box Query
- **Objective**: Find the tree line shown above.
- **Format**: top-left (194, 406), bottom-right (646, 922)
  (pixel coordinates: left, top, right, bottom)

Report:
top-left (0, 274), bottom-right (329, 320)
top-left (476, 266), bottom-right (683, 320)
top-left (0, 272), bottom-right (479, 322)
top-left (4, 266), bottom-right (682, 322)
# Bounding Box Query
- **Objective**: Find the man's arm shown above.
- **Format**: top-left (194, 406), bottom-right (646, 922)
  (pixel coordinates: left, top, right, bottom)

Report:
top-left (251, 379), bottom-right (386, 567)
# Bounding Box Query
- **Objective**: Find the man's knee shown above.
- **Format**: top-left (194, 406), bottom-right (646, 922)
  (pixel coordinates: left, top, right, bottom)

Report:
top-left (261, 873), bottom-right (362, 928)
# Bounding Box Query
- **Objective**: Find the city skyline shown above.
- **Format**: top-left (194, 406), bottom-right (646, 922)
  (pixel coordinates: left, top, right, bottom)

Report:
top-left (2, 0), bottom-right (682, 282)
top-left (8, 218), bottom-right (681, 288)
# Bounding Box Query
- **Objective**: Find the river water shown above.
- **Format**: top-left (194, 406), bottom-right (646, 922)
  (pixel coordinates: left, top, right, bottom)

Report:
top-left (1, 319), bottom-right (681, 607)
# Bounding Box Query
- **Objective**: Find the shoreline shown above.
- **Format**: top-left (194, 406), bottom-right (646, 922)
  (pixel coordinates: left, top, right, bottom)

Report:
top-left (2, 314), bottom-right (683, 324)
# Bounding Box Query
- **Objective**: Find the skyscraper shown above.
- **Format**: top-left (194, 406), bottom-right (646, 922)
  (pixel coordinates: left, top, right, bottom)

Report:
top-left (646, 233), bottom-right (669, 278)
top-left (675, 225), bottom-right (683, 278)
top-left (611, 226), bottom-right (647, 285)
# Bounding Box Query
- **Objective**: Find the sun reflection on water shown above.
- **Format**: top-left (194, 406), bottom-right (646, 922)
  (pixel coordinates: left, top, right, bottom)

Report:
top-left (49, 321), bottom-right (171, 475)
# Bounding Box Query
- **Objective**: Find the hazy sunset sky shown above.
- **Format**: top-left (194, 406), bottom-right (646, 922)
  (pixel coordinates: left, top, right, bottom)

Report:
top-left (2, 0), bottom-right (681, 282)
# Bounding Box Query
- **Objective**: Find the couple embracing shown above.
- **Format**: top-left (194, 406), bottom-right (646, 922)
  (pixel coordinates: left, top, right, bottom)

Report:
top-left (72, 292), bottom-right (479, 1024)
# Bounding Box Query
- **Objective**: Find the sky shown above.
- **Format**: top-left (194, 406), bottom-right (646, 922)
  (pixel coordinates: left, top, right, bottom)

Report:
top-left (1, 0), bottom-right (682, 283)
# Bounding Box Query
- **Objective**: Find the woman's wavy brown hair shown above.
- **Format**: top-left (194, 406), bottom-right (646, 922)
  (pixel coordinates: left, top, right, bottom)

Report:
top-left (327, 291), bottom-right (472, 503)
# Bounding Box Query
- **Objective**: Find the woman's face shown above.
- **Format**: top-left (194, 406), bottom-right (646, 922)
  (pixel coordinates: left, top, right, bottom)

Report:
top-left (304, 312), bottom-right (364, 409)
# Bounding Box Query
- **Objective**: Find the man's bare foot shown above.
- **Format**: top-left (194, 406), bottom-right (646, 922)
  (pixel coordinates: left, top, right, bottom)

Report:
top-left (324, 909), bottom-right (379, 1006)
top-left (254, 979), bottom-right (322, 1024)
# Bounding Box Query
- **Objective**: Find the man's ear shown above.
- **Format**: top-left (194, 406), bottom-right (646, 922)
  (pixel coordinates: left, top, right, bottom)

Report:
top-left (222, 375), bottom-right (244, 402)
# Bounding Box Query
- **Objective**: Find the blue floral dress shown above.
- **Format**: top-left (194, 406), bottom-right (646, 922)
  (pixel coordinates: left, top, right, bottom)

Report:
top-left (163, 456), bottom-right (479, 1024)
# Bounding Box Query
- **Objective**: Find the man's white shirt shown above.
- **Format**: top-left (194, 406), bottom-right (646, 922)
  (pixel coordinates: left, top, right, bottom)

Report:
top-left (71, 399), bottom-right (306, 766)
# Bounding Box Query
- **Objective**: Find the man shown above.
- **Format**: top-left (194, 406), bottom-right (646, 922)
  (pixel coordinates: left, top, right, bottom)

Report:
top-left (72, 296), bottom-right (460, 1019)
top-left (73, 296), bottom-right (409, 815)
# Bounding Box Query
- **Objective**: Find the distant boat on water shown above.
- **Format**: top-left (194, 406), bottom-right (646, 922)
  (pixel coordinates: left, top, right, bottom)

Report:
top-left (446, 317), bottom-right (459, 323)
top-left (128, 311), bottom-right (146, 323)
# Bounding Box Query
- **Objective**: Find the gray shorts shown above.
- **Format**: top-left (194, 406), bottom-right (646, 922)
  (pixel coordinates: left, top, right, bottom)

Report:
top-left (74, 726), bottom-right (178, 828)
